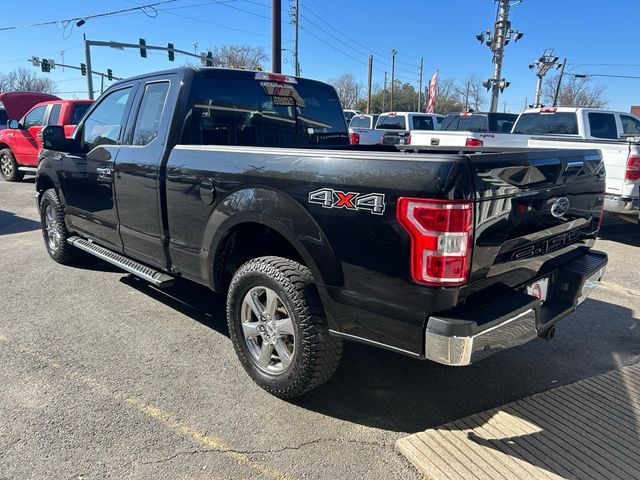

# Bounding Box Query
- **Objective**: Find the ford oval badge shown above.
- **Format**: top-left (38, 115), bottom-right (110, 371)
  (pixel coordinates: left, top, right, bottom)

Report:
top-left (550, 197), bottom-right (570, 218)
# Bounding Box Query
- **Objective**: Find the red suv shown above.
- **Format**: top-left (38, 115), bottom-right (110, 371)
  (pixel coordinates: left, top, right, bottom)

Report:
top-left (0, 99), bottom-right (93, 181)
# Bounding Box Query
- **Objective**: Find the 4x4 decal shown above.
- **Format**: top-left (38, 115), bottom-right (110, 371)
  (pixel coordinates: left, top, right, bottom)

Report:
top-left (308, 188), bottom-right (385, 215)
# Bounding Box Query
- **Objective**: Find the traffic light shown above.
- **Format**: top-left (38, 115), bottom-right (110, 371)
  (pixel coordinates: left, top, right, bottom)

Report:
top-left (107, 69), bottom-right (113, 81)
top-left (206, 51), bottom-right (213, 66)
top-left (80, 63), bottom-right (87, 76)
top-left (168, 43), bottom-right (174, 62)
top-left (41, 59), bottom-right (51, 73)
top-left (139, 38), bottom-right (147, 58)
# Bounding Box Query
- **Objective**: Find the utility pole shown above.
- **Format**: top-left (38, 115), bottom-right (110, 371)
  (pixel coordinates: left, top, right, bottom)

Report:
top-left (293, 0), bottom-right (300, 76)
top-left (529, 48), bottom-right (560, 108)
top-left (366, 55), bottom-right (373, 114)
top-left (417, 57), bottom-right (424, 113)
top-left (464, 81), bottom-right (470, 110)
top-left (390, 49), bottom-right (397, 111)
top-left (84, 34), bottom-right (94, 100)
top-left (272, 0), bottom-right (282, 73)
top-left (383, 71), bottom-right (387, 111)
top-left (476, 0), bottom-right (524, 112)
top-left (553, 57), bottom-right (567, 107)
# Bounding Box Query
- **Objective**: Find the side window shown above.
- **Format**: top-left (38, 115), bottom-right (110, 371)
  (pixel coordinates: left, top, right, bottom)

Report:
top-left (23, 105), bottom-right (47, 128)
top-left (132, 82), bottom-right (170, 146)
top-left (70, 103), bottom-right (91, 125)
top-left (588, 112), bottom-right (618, 139)
top-left (620, 115), bottom-right (640, 135)
top-left (47, 104), bottom-right (62, 125)
top-left (82, 87), bottom-right (132, 150)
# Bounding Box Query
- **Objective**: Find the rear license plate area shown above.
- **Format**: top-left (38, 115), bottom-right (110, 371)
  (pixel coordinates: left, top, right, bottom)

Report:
top-left (526, 277), bottom-right (550, 304)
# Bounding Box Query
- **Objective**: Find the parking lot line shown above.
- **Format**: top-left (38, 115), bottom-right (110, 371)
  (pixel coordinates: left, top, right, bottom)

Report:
top-left (0, 333), bottom-right (291, 480)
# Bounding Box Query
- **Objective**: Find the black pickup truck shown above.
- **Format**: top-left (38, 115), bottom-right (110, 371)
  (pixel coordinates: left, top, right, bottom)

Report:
top-left (37, 67), bottom-right (607, 398)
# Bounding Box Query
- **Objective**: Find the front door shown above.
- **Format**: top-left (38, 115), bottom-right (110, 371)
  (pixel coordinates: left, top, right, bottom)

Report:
top-left (12, 104), bottom-right (49, 167)
top-left (63, 84), bottom-right (137, 251)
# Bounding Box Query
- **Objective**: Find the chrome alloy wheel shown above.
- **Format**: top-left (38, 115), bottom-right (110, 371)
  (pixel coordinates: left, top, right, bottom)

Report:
top-left (240, 286), bottom-right (296, 375)
top-left (44, 204), bottom-right (62, 252)
top-left (0, 154), bottom-right (13, 177)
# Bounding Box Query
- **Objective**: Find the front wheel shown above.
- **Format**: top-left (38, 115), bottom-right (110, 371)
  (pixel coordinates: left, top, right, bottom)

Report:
top-left (227, 256), bottom-right (342, 399)
top-left (0, 149), bottom-right (23, 182)
top-left (40, 189), bottom-right (80, 264)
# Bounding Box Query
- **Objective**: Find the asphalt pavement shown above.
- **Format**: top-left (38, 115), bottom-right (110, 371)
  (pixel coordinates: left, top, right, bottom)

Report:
top-left (0, 179), bottom-right (638, 479)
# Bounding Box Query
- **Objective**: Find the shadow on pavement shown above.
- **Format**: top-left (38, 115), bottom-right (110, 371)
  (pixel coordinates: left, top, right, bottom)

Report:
top-left (599, 217), bottom-right (640, 247)
top-left (0, 210), bottom-right (41, 236)
top-left (108, 272), bottom-right (640, 435)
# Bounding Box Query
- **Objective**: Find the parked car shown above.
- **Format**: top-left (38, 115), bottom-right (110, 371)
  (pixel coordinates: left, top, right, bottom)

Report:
top-left (348, 113), bottom-right (382, 145)
top-left (379, 112), bottom-right (445, 145)
top-left (409, 107), bottom-right (640, 223)
top-left (343, 109), bottom-right (362, 124)
top-left (37, 67), bottom-right (607, 398)
top-left (0, 91), bottom-right (59, 130)
top-left (0, 99), bottom-right (92, 181)
top-left (441, 111), bottom-right (518, 133)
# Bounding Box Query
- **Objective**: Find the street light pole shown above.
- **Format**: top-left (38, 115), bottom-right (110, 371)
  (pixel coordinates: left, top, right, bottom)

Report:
top-left (272, 0), bottom-right (282, 73)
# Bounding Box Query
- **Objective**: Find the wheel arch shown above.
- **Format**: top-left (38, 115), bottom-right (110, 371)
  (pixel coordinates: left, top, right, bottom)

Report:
top-left (203, 187), bottom-right (342, 292)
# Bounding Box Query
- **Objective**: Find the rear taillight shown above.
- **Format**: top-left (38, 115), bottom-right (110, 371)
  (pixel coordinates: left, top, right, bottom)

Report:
top-left (540, 107), bottom-right (557, 113)
top-left (396, 198), bottom-right (473, 286)
top-left (625, 155), bottom-right (640, 181)
top-left (381, 134), bottom-right (386, 145)
top-left (403, 135), bottom-right (411, 145)
top-left (465, 138), bottom-right (483, 147)
top-left (350, 132), bottom-right (360, 145)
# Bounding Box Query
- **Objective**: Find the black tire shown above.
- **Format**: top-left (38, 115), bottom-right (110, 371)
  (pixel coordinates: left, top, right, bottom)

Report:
top-left (0, 148), bottom-right (24, 182)
top-left (40, 189), bottom-right (79, 264)
top-left (227, 256), bottom-right (342, 399)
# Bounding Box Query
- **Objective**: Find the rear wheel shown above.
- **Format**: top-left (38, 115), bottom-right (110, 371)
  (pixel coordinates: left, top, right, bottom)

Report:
top-left (40, 189), bottom-right (79, 264)
top-left (0, 149), bottom-right (23, 182)
top-left (227, 256), bottom-right (342, 398)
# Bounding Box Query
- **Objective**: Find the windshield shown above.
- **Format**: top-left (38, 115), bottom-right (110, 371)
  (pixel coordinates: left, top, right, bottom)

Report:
top-left (512, 112), bottom-right (579, 135)
top-left (182, 76), bottom-right (348, 146)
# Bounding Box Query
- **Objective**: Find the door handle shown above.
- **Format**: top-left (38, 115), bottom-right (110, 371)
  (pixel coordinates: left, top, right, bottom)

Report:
top-left (96, 166), bottom-right (113, 179)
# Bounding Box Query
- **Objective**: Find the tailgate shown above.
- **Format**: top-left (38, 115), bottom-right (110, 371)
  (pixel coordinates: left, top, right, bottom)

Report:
top-left (467, 149), bottom-right (605, 297)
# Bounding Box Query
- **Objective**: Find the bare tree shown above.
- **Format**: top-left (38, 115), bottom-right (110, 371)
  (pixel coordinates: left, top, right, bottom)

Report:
top-left (456, 76), bottom-right (487, 111)
top-left (327, 73), bottom-right (361, 109)
top-left (435, 78), bottom-right (464, 114)
top-left (0, 67), bottom-right (57, 94)
top-left (543, 73), bottom-right (608, 108)
top-left (210, 44), bottom-right (268, 70)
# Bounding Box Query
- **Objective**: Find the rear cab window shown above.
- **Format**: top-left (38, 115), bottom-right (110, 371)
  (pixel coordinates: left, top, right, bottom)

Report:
top-left (181, 73), bottom-right (348, 147)
top-left (349, 116), bottom-right (370, 129)
top-left (512, 112), bottom-right (579, 135)
top-left (411, 115), bottom-right (435, 130)
top-left (376, 114), bottom-right (406, 130)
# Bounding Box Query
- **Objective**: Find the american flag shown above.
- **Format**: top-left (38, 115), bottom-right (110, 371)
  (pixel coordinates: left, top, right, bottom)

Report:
top-left (426, 70), bottom-right (438, 113)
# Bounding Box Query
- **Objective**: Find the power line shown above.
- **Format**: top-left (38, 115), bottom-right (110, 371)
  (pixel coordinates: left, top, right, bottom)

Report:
top-left (303, 0), bottom-right (421, 64)
top-left (0, 0), bottom-right (178, 31)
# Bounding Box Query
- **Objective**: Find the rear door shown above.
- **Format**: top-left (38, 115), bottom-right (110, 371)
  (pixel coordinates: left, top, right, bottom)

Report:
top-left (468, 149), bottom-right (605, 310)
top-left (114, 77), bottom-right (175, 268)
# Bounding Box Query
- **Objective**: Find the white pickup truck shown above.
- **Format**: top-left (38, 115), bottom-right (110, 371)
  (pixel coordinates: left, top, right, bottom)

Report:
top-left (409, 107), bottom-right (640, 222)
top-left (348, 114), bottom-right (382, 145)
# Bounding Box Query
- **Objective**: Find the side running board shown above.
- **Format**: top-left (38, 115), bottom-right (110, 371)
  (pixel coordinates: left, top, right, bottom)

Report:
top-left (67, 236), bottom-right (176, 288)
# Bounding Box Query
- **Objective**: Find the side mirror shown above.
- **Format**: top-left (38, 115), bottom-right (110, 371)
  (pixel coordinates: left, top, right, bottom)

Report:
top-left (41, 125), bottom-right (66, 151)
top-left (7, 119), bottom-right (20, 129)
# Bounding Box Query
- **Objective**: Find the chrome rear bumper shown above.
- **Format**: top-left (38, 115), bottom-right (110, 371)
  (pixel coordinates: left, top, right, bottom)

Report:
top-left (424, 258), bottom-right (607, 367)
